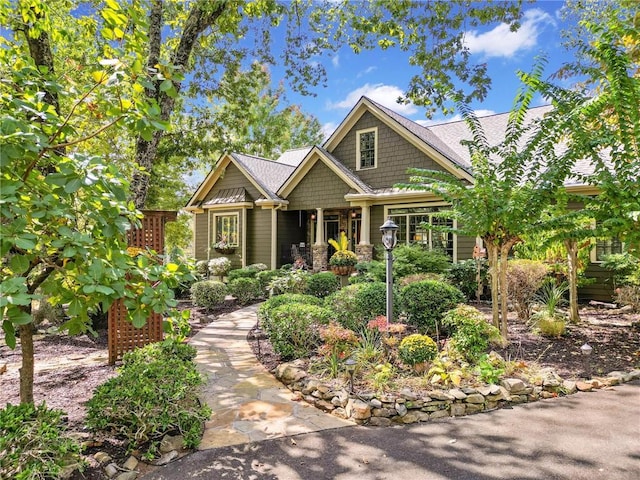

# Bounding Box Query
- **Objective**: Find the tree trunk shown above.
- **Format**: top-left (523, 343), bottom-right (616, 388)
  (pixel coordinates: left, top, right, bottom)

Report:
top-left (565, 238), bottom-right (581, 323)
top-left (19, 310), bottom-right (34, 404)
top-left (131, 1), bottom-right (229, 208)
top-left (498, 243), bottom-right (510, 339)
top-left (485, 240), bottom-right (500, 329)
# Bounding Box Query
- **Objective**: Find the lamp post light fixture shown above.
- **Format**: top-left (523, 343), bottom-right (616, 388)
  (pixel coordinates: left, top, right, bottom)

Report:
top-left (345, 357), bottom-right (357, 394)
top-left (249, 325), bottom-right (266, 357)
top-left (380, 217), bottom-right (399, 331)
top-left (580, 342), bottom-right (593, 379)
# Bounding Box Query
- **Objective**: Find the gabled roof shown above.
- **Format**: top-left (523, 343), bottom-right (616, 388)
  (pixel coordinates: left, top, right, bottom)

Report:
top-left (230, 153), bottom-right (296, 199)
top-left (278, 145), bottom-right (373, 198)
top-left (203, 187), bottom-right (247, 206)
top-left (323, 96), bottom-right (475, 182)
top-left (275, 146), bottom-right (313, 167)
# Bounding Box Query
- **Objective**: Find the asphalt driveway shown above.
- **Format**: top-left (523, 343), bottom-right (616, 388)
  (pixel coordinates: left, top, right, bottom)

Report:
top-left (142, 381), bottom-right (640, 480)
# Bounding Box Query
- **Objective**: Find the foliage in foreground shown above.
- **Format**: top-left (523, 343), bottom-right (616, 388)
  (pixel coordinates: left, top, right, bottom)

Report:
top-left (0, 402), bottom-right (83, 480)
top-left (86, 340), bottom-right (211, 453)
top-left (399, 280), bottom-right (465, 335)
top-left (442, 305), bottom-right (503, 362)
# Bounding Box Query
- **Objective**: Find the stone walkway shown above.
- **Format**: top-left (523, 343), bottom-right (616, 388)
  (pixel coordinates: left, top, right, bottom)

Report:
top-left (190, 304), bottom-right (354, 450)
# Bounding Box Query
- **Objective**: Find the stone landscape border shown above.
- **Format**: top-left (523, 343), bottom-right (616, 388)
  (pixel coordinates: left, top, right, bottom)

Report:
top-left (274, 363), bottom-right (640, 426)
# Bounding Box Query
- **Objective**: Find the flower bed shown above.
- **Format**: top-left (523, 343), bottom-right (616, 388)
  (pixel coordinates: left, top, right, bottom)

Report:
top-left (274, 362), bottom-right (640, 426)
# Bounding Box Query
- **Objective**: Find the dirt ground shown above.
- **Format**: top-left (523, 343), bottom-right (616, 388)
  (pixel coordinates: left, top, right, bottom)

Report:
top-left (1, 301), bottom-right (638, 480)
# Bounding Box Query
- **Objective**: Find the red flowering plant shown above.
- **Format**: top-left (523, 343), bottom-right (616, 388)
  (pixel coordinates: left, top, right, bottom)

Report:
top-left (316, 322), bottom-right (359, 378)
top-left (367, 315), bottom-right (407, 354)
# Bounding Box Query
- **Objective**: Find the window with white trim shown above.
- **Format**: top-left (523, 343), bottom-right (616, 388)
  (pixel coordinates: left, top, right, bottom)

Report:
top-left (388, 207), bottom-right (454, 257)
top-left (213, 213), bottom-right (239, 247)
top-left (356, 127), bottom-right (377, 170)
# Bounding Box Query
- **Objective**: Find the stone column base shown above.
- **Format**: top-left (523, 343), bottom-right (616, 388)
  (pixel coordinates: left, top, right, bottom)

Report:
top-left (312, 244), bottom-right (328, 272)
top-left (355, 244), bottom-right (374, 263)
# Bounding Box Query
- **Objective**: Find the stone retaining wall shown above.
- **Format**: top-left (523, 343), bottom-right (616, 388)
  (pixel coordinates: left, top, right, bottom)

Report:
top-left (274, 363), bottom-right (640, 426)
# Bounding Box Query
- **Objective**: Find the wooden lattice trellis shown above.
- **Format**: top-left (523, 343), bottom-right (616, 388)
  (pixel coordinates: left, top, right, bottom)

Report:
top-left (108, 210), bottom-right (177, 364)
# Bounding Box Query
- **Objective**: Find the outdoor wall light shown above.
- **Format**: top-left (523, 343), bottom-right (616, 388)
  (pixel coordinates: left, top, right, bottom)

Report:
top-left (581, 342), bottom-right (593, 379)
top-left (380, 217), bottom-right (399, 330)
top-left (345, 357), bottom-right (357, 394)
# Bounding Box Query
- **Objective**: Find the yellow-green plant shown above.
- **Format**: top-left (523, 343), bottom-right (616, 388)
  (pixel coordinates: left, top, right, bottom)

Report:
top-left (328, 231), bottom-right (350, 252)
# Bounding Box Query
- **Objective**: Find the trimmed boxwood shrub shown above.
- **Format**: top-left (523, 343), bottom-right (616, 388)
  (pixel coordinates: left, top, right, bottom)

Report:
top-left (441, 305), bottom-right (502, 362)
top-left (265, 303), bottom-right (333, 360)
top-left (258, 293), bottom-right (324, 330)
top-left (190, 280), bottom-right (227, 310)
top-left (399, 280), bottom-right (464, 334)
top-left (305, 271), bottom-right (341, 298)
top-left (86, 340), bottom-right (211, 452)
top-left (228, 267), bottom-right (257, 282)
top-left (228, 277), bottom-right (263, 305)
top-left (353, 281), bottom-right (398, 324)
top-left (0, 402), bottom-right (83, 480)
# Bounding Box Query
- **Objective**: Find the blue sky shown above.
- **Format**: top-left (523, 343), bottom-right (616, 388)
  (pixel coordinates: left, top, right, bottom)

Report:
top-left (267, 1), bottom-right (574, 138)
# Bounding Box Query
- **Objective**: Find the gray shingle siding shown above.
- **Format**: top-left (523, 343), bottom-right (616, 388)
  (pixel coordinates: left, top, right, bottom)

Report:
top-left (247, 209), bottom-right (271, 266)
top-left (286, 161), bottom-right (351, 210)
top-left (330, 112), bottom-right (445, 189)
top-left (204, 163), bottom-right (262, 202)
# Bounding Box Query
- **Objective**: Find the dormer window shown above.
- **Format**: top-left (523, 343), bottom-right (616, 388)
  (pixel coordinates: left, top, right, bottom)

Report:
top-left (356, 127), bottom-right (377, 170)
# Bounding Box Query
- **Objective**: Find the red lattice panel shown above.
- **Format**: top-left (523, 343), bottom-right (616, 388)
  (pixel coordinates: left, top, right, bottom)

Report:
top-left (107, 210), bottom-right (177, 364)
top-left (108, 300), bottom-right (164, 364)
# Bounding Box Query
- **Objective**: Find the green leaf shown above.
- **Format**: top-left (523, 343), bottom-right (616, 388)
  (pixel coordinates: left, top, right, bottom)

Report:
top-left (10, 309), bottom-right (32, 325)
top-left (159, 79), bottom-right (172, 92)
top-left (2, 320), bottom-right (16, 348)
top-left (14, 236), bottom-right (37, 250)
top-left (64, 178), bottom-right (83, 194)
top-left (9, 255), bottom-right (30, 274)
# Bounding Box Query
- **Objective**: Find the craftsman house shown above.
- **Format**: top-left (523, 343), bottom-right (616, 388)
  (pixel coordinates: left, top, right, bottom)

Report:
top-left (185, 96), bottom-right (620, 300)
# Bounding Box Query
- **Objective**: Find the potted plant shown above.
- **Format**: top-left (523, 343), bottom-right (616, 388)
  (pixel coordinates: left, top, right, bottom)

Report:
top-left (213, 235), bottom-right (236, 254)
top-left (328, 232), bottom-right (357, 276)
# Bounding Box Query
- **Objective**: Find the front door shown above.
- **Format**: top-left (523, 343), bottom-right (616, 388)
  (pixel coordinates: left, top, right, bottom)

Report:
top-left (324, 215), bottom-right (340, 257)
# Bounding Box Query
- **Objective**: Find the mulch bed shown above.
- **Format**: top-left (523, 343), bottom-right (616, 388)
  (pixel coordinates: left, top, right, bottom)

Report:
top-left (1, 300), bottom-right (638, 480)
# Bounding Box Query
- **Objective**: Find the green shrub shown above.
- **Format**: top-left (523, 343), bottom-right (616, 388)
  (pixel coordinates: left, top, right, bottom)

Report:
top-left (393, 244), bottom-right (452, 277)
top-left (258, 293), bottom-right (324, 330)
top-left (324, 283), bottom-right (368, 331)
top-left (305, 271), bottom-right (341, 298)
top-left (228, 277), bottom-right (263, 305)
top-left (247, 263), bottom-right (269, 272)
top-left (228, 267), bottom-right (258, 282)
top-left (506, 260), bottom-right (548, 321)
top-left (398, 334), bottom-right (438, 366)
top-left (399, 280), bottom-right (464, 335)
top-left (601, 253), bottom-right (640, 288)
top-left (190, 280), bottom-right (227, 310)
top-left (445, 259), bottom-right (489, 300)
top-left (614, 285), bottom-right (640, 312)
top-left (256, 269), bottom-right (282, 292)
top-left (0, 402), bottom-right (83, 480)
top-left (86, 340), bottom-right (211, 452)
top-left (353, 281), bottom-right (397, 323)
top-left (266, 303), bottom-right (333, 359)
top-left (442, 305), bottom-right (502, 362)
top-left (195, 260), bottom-right (209, 278)
top-left (352, 260), bottom-right (386, 282)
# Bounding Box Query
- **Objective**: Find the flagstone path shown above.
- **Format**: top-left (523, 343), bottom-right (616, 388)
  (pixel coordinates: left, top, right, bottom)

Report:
top-left (190, 304), bottom-right (354, 450)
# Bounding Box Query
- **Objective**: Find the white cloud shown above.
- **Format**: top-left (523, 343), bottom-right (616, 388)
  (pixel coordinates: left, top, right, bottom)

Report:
top-left (463, 8), bottom-right (555, 59)
top-left (356, 65), bottom-right (377, 78)
top-left (416, 109), bottom-right (495, 127)
top-left (328, 83), bottom-right (417, 115)
top-left (321, 121), bottom-right (338, 140)
top-left (331, 54), bottom-right (340, 68)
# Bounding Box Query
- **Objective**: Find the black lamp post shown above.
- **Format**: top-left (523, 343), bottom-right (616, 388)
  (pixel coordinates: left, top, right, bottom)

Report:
top-left (380, 217), bottom-right (399, 331)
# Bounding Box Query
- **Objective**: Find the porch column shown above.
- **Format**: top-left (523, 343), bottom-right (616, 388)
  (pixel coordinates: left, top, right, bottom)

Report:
top-left (315, 208), bottom-right (324, 245)
top-left (359, 204), bottom-right (370, 244)
top-left (312, 207), bottom-right (328, 272)
top-left (356, 204), bottom-right (373, 262)
top-left (270, 207), bottom-right (278, 270)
